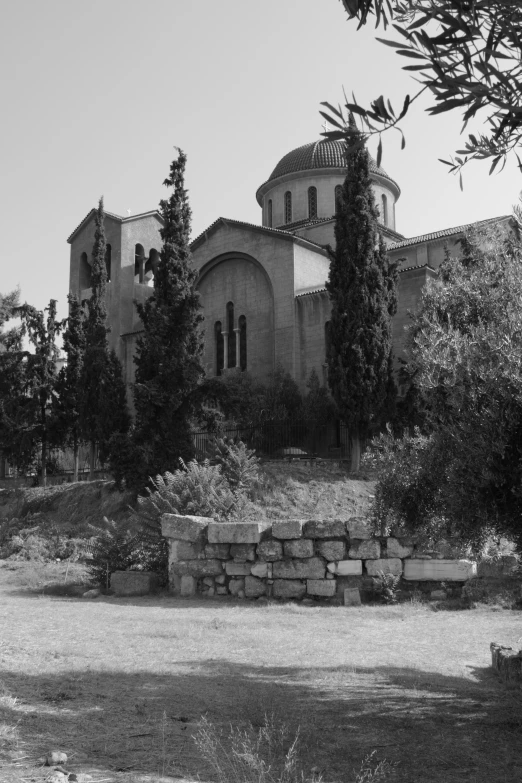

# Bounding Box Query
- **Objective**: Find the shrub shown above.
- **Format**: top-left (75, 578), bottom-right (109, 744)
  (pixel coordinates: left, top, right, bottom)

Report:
top-left (371, 571), bottom-right (401, 604)
top-left (211, 437), bottom-right (261, 492)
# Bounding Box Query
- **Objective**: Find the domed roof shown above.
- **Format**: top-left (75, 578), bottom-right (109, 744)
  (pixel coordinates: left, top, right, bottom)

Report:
top-left (263, 139), bottom-right (399, 193)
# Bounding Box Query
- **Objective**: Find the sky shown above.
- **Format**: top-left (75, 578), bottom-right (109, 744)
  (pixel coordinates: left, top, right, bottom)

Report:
top-left (1, 0), bottom-right (521, 323)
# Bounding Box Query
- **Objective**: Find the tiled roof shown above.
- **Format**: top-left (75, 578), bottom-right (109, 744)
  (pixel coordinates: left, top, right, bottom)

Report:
top-left (190, 217), bottom-right (328, 255)
top-left (294, 263), bottom-right (436, 299)
top-left (67, 208), bottom-right (162, 243)
top-left (390, 215), bottom-right (512, 250)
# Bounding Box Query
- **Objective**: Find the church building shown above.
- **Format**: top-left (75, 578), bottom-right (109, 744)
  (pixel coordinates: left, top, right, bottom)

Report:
top-left (67, 138), bottom-right (509, 395)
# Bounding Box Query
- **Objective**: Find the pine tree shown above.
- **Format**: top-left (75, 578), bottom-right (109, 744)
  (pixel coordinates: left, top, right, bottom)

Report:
top-left (80, 197), bottom-right (130, 479)
top-left (326, 117), bottom-right (398, 471)
top-left (131, 148), bottom-right (205, 487)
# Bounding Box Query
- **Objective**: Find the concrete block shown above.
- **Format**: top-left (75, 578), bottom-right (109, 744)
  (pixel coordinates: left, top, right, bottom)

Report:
top-left (335, 560), bottom-right (363, 576)
top-left (245, 575), bottom-right (267, 598)
top-left (344, 588), bottom-right (362, 606)
top-left (346, 517), bottom-right (372, 539)
top-left (250, 562), bottom-right (268, 578)
top-left (386, 537), bottom-right (413, 559)
top-left (230, 543), bottom-right (256, 562)
top-left (349, 540), bottom-right (381, 559)
top-left (180, 575), bottom-right (196, 597)
top-left (404, 559), bottom-right (477, 581)
top-left (171, 559), bottom-right (223, 577)
top-left (316, 540), bottom-right (345, 561)
top-left (365, 558), bottom-right (403, 576)
top-left (169, 540), bottom-right (203, 561)
top-left (303, 519), bottom-right (345, 538)
top-left (161, 513), bottom-right (210, 542)
top-left (272, 557), bottom-right (325, 580)
top-left (229, 578), bottom-right (245, 596)
top-left (307, 579), bottom-right (336, 597)
top-left (204, 543), bottom-right (231, 559)
top-left (272, 519), bottom-right (303, 539)
top-left (111, 571), bottom-right (159, 596)
top-left (225, 562), bottom-right (252, 576)
top-left (273, 579), bottom-right (306, 599)
top-left (284, 539), bottom-right (314, 558)
top-left (208, 522), bottom-right (261, 544)
top-left (257, 539), bottom-right (284, 561)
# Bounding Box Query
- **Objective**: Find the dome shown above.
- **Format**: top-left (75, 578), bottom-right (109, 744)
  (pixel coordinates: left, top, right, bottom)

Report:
top-left (259, 139), bottom-right (400, 196)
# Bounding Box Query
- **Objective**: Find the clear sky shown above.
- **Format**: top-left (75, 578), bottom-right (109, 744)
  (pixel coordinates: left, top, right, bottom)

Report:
top-left (1, 0), bottom-right (520, 322)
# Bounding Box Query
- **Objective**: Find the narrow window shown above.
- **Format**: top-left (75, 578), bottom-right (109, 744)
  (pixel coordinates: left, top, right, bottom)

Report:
top-left (79, 252), bottom-right (92, 289)
top-left (335, 185), bottom-right (343, 215)
top-left (227, 301), bottom-right (236, 368)
top-left (284, 191), bottom-right (292, 224)
top-left (105, 244), bottom-right (111, 282)
top-left (135, 243), bottom-right (145, 283)
top-left (215, 321), bottom-right (224, 376)
top-left (267, 199), bottom-right (273, 228)
top-left (381, 194), bottom-right (388, 227)
top-left (239, 315), bottom-right (247, 370)
top-left (308, 186), bottom-right (317, 219)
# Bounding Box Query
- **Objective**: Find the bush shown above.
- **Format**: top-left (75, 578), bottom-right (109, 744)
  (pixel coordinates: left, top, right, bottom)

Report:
top-left (211, 437), bottom-right (261, 492)
top-left (371, 570), bottom-right (401, 604)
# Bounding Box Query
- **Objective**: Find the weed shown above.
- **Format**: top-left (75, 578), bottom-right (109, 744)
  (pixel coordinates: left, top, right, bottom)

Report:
top-left (371, 571), bottom-right (401, 605)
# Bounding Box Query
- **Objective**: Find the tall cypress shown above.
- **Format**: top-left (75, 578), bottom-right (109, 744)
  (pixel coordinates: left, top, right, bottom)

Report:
top-left (326, 117), bottom-right (397, 471)
top-left (131, 148), bottom-right (205, 487)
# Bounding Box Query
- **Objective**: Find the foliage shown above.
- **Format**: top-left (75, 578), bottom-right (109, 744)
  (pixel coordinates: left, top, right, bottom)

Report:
top-left (368, 225), bottom-right (522, 551)
top-left (326, 116), bottom-right (397, 470)
top-left (326, 0), bottom-right (522, 178)
top-left (302, 369), bottom-right (337, 424)
top-left (0, 289), bottom-right (21, 350)
top-left (129, 148), bottom-right (205, 489)
top-left (218, 367), bottom-right (304, 427)
top-left (371, 570), bottom-right (401, 604)
top-left (211, 437), bottom-right (261, 491)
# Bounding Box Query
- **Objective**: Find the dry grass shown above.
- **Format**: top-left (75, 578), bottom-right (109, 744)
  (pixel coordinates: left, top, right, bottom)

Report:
top-left (0, 562), bottom-right (521, 783)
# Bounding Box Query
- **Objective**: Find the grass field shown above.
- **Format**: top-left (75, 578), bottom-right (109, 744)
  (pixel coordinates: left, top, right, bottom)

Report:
top-left (1, 562), bottom-right (522, 783)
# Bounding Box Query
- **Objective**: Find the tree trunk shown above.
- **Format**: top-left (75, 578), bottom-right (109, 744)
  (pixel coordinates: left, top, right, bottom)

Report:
top-left (41, 435), bottom-right (47, 488)
top-left (350, 434), bottom-right (361, 473)
top-left (73, 437), bottom-right (79, 483)
top-left (89, 441), bottom-right (96, 481)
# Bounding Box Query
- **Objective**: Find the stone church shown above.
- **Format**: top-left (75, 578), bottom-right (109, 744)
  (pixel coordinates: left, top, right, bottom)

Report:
top-left (67, 138), bottom-right (508, 395)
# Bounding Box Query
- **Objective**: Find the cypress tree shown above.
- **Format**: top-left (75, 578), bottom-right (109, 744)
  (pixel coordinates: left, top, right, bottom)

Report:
top-left (326, 117), bottom-right (398, 471)
top-left (131, 148), bottom-right (205, 487)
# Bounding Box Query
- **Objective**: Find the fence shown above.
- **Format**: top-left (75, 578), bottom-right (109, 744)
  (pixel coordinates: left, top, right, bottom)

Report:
top-left (193, 419), bottom-right (352, 461)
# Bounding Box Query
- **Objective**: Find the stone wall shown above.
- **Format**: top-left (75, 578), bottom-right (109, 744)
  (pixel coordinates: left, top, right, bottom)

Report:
top-left (161, 515), bottom-right (477, 604)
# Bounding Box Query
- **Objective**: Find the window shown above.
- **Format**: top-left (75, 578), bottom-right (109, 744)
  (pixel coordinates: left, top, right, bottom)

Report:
top-left (335, 185), bottom-right (343, 215)
top-left (239, 315), bottom-right (247, 370)
top-left (215, 321), bottom-right (224, 376)
top-left (308, 186), bottom-right (317, 219)
top-left (267, 199), bottom-right (273, 228)
top-left (381, 194), bottom-right (388, 227)
top-left (135, 243), bottom-right (145, 283)
top-left (284, 191), bottom-right (292, 224)
top-left (105, 244), bottom-right (111, 282)
top-left (79, 252), bottom-right (92, 289)
top-left (227, 301), bottom-right (236, 368)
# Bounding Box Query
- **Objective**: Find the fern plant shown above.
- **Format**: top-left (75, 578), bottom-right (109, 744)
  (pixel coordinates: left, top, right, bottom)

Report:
top-left (211, 437), bottom-right (260, 492)
top-left (372, 570), bottom-right (401, 604)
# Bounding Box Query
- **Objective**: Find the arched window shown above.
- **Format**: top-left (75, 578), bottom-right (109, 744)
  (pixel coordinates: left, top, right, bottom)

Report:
top-left (147, 248), bottom-right (160, 286)
top-left (335, 185), bottom-right (343, 215)
top-left (308, 186), bottom-right (317, 219)
top-left (79, 252), bottom-right (92, 289)
top-left (267, 199), bottom-right (273, 228)
top-left (284, 191), bottom-right (292, 224)
top-left (239, 315), bottom-right (247, 370)
top-left (227, 301), bottom-right (236, 368)
top-left (381, 194), bottom-right (388, 227)
top-left (105, 244), bottom-right (111, 282)
top-left (135, 244), bottom-right (145, 283)
top-left (215, 321), bottom-right (224, 376)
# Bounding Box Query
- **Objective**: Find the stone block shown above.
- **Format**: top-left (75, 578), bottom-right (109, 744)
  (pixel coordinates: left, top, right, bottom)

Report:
top-left (229, 578), bottom-right (245, 596)
top-left (404, 559), bottom-right (477, 581)
top-left (326, 572), bottom-right (334, 579)
top-left (202, 577), bottom-right (214, 587)
top-left (216, 586), bottom-right (227, 595)
top-left (230, 544), bottom-right (256, 562)
top-left (335, 560), bottom-right (363, 576)
top-left (272, 519), bottom-right (303, 539)
top-left (273, 579), bottom-right (306, 599)
top-left (365, 558), bottom-right (402, 576)
top-left (336, 575), bottom-right (363, 596)
top-left (316, 540), bottom-right (346, 561)
top-left (250, 562), bottom-right (268, 578)
top-left (491, 642), bottom-right (522, 686)
top-left (344, 587), bottom-right (362, 606)
top-left (161, 513), bottom-right (210, 542)
top-left (284, 539), bottom-right (314, 558)
top-left (257, 539), bottom-right (283, 561)
top-left (172, 559), bottom-right (223, 577)
top-left (245, 575), bottom-right (267, 598)
top-left (215, 574), bottom-right (226, 584)
top-left (111, 571), bottom-right (160, 596)
top-left (225, 562), bottom-right (252, 576)
top-left (272, 557), bottom-right (325, 580)
top-left (303, 519), bottom-right (346, 538)
top-left (349, 540), bottom-right (381, 560)
top-left (307, 579), bottom-right (336, 597)
top-left (204, 543), bottom-right (231, 559)
top-left (346, 517), bottom-right (372, 539)
top-left (386, 537), bottom-right (413, 559)
top-left (180, 575), bottom-right (196, 597)
top-left (169, 540), bottom-right (203, 561)
top-left (208, 522), bottom-right (261, 544)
